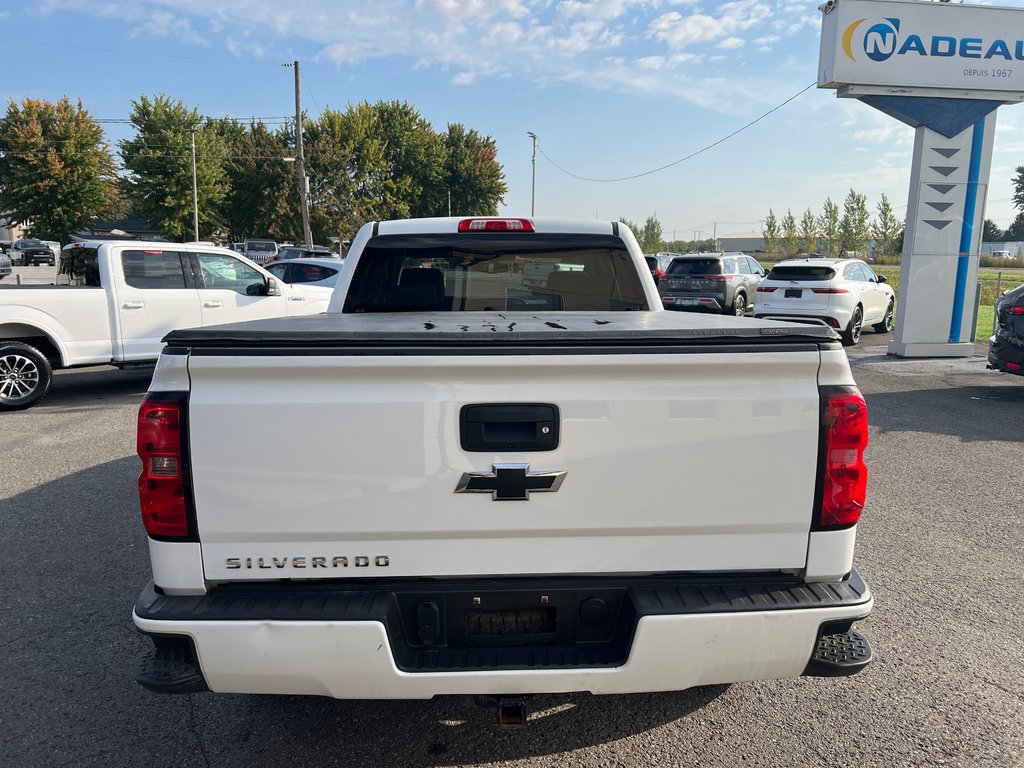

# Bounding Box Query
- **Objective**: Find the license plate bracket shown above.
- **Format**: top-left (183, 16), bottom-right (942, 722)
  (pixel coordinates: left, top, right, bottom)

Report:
top-left (785, 288), bottom-right (802, 298)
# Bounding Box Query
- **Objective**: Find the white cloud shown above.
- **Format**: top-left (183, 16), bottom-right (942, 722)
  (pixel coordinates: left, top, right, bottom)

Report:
top-left (717, 37), bottom-right (744, 50)
top-left (131, 10), bottom-right (207, 46)
top-left (649, 2), bottom-right (771, 48)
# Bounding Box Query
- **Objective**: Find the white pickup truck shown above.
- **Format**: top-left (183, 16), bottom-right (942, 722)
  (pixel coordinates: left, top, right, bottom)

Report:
top-left (131, 217), bottom-right (873, 727)
top-left (0, 240), bottom-right (331, 410)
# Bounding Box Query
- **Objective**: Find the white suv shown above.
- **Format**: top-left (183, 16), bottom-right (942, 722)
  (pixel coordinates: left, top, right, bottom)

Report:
top-left (753, 258), bottom-right (895, 346)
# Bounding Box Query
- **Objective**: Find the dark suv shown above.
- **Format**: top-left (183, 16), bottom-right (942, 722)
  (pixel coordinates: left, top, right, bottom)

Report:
top-left (658, 253), bottom-right (765, 315)
top-left (12, 239), bottom-right (56, 266)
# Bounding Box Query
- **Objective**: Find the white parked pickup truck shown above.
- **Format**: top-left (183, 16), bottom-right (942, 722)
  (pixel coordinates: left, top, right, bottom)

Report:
top-left (132, 218), bottom-right (873, 727)
top-left (0, 240), bottom-right (330, 410)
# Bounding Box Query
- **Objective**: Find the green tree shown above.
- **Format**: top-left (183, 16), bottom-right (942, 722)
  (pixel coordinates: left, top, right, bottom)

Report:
top-left (213, 118), bottom-right (301, 243)
top-left (818, 198), bottom-right (840, 258)
top-left (1013, 165), bottom-right (1024, 213)
top-left (799, 208), bottom-right (818, 254)
top-left (619, 214), bottom-right (663, 252)
top-left (1006, 212), bottom-right (1024, 241)
top-left (0, 97), bottom-right (118, 244)
top-left (983, 219), bottom-right (1005, 242)
top-left (372, 100), bottom-right (446, 218)
top-left (441, 123), bottom-right (507, 216)
top-left (762, 210), bottom-right (781, 259)
top-left (839, 189), bottom-right (870, 256)
top-left (781, 209), bottom-right (798, 258)
top-left (120, 94), bottom-right (228, 240)
top-left (871, 193), bottom-right (902, 259)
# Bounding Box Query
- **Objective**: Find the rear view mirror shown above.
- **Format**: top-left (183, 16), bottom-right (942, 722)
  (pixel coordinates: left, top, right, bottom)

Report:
top-left (876, 275), bottom-right (887, 284)
top-left (266, 278), bottom-right (280, 296)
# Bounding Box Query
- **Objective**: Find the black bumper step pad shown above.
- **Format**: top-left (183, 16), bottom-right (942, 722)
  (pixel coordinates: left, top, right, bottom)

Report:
top-left (803, 628), bottom-right (873, 677)
top-left (134, 644), bottom-right (209, 694)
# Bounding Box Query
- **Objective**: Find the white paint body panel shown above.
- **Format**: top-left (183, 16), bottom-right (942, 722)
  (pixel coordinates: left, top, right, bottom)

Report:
top-left (0, 241), bottom-right (328, 368)
top-left (134, 598), bottom-right (872, 698)
top-left (187, 350), bottom-right (824, 580)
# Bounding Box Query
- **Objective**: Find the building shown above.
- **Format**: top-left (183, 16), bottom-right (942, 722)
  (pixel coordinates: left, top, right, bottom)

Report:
top-left (718, 232), bottom-right (765, 253)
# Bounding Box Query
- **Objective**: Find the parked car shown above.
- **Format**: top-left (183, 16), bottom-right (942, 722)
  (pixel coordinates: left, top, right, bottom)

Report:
top-left (988, 282), bottom-right (1024, 376)
top-left (659, 253), bottom-right (764, 316)
top-left (753, 258), bottom-right (895, 346)
top-left (269, 245), bottom-right (337, 263)
top-left (644, 252), bottom-right (682, 280)
top-left (0, 252), bottom-right (11, 279)
top-left (266, 257), bottom-right (345, 289)
top-left (643, 255), bottom-right (659, 283)
top-left (243, 239), bottom-right (278, 265)
top-left (11, 239), bottom-right (57, 266)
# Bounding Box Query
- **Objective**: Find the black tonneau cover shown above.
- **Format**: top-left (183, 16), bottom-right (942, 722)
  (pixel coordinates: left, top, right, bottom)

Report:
top-left (165, 312), bottom-right (839, 352)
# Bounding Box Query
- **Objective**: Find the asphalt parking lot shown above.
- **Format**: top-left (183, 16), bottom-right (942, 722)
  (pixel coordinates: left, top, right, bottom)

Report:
top-left (2, 331), bottom-right (1023, 768)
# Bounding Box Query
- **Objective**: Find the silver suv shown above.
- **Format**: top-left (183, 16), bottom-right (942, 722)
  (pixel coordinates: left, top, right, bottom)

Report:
top-left (658, 253), bottom-right (765, 316)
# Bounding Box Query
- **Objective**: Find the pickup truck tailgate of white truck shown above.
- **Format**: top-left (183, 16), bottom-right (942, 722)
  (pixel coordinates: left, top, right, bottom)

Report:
top-left (173, 313), bottom-right (832, 581)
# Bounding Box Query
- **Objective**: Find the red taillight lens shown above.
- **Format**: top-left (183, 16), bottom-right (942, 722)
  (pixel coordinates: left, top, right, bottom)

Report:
top-left (756, 286), bottom-right (776, 293)
top-left (656, 268), bottom-right (665, 278)
top-left (812, 288), bottom-right (849, 294)
top-left (702, 275), bottom-right (728, 281)
top-left (1005, 305), bottom-right (1024, 316)
top-left (819, 389), bottom-right (868, 528)
top-left (458, 218), bottom-right (534, 232)
top-left (137, 397), bottom-right (190, 538)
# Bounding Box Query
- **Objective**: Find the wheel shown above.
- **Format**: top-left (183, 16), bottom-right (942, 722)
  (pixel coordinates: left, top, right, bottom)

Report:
top-left (730, 292), bottom-right (747, 316)
top-left (0, 342), bottom-right (53, 411)
top-left (842, 306), bottom-right (863, 347)
top-left (873, 300), bottom-right (894, 334)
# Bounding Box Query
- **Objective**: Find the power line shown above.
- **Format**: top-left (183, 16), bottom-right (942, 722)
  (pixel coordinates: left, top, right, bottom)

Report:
top-left (538, 82), bottom-right (816, 183)
top-left (300, 71), bottom-right (323, 117)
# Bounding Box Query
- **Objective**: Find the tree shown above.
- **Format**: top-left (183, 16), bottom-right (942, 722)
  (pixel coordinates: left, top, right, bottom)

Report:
top-left (441, 124), bottom-right (507, 216)
top-left (982, 218), bottom-right (1005, 243)
top-left (1013, 165), bottom-right (1024, 213)
top-left (799, 208), bottom-right (817, 254)
top-left (818, 198), bottom-right (840, 257)
top-left (781, 210), bottom-right (798, 258)
top-left (762, 210), bottom-right (781, 259)
top-left (1007, 212), bottom-right (1024, 241)
top-left (871, 193), bottom-right (902, 259)
top-left (120, 95), bottom-right (228, 240)
top-left (213, 118), bottom-right (301, 243)
top-left (371, 100), bottom-right (447, 218)
top-left (0, 97), bottom-right (118, 244)
top-left (619, 214), bottom-right (663, 252)
top-left (839, 189), bottom-right (870, 256)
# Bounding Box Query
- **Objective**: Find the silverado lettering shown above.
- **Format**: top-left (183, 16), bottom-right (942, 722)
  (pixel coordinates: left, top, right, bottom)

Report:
top-left (226, 556), bottom-right (391, 569)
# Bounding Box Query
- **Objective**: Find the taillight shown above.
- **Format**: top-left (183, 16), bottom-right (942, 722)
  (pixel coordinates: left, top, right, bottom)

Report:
top-left (756, 286), bottom-right (776, 293)
top-left (817, 388), bottom-right (868, 529)
top-left (1004, 305), bottom-right (1024, 316)
top-left (812, 288), bottom-right (849, 294)
top-left (703, 275), bottom-right (728, 281)
top-left (458, 218), bottom-right (534, 232)
top-left (137, 395), bottom-right (191, 539)
top-left (656, 268), bottom-right (665, 278)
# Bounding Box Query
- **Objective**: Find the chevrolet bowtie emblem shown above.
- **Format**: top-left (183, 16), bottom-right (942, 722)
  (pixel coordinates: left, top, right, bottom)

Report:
top-left (454, 463), bottom-right (567, 501)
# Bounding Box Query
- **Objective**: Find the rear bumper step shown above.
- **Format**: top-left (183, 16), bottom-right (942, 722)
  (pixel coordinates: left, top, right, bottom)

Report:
top-left (133, 571), bottom-right (871, 697)
top-left (802, 627), bottom-right (873, 677)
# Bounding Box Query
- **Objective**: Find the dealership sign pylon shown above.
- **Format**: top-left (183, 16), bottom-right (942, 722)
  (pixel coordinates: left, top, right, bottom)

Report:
top-left (819, 0), bottom-right (1023, 357)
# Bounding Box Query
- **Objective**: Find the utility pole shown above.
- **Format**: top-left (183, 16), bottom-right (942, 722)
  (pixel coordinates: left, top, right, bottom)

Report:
top-left (285, 60), bottom-right (313, 247)
top-left (527, 132), bottom-right (537, 216)
top-left (190, 128), bottom-right (199, 242)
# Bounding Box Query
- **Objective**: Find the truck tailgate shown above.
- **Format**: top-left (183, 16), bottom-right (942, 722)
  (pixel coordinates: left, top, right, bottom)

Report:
top-left (182, 320), bottom-right (826, 580)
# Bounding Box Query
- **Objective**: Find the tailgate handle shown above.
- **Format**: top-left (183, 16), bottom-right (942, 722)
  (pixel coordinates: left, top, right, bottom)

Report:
top-left (460, 404), bottom-right (559, 452)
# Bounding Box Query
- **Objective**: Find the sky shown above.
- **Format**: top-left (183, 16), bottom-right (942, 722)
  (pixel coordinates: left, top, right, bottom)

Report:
top-left (2, 0), bottom-right (1024, 239)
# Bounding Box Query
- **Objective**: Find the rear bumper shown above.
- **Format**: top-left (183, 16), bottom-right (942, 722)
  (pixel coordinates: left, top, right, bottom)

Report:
top-left (660, 293), bottom-right (726, 311)
top-left (133, 571), bottom-right (872, 698)
top-left (988, 337), bottom-right (1024, 374)
top-left (754, 309), bottom-right (846, 329)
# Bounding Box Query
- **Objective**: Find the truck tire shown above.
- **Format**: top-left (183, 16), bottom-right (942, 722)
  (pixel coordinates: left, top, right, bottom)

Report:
top-left (0, 341), bottom-right (53, 411)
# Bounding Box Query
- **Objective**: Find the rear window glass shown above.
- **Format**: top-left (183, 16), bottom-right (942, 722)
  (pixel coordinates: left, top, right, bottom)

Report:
top-left (667, 258), bottom-right (722, 276)
top-left (58, 247), bottom-right (101, 286)
top-left (343, 233), bottom-right (648, 313)
top-left (246, 241), bottom-right (276, 251)
top-left (767, 265), bottom-right (836, 281)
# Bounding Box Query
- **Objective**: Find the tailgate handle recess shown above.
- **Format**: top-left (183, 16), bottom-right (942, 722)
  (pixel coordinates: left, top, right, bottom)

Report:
top-left (460, 404), bottom-right (559, 452)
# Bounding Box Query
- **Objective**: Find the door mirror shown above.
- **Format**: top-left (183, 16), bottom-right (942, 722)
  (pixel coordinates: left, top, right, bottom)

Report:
top-left (876, 275), bottom-right (887, 284)
top-left (266, 278), bottom-right (280, 296)
top-left (246, 281), bottom-right (269, 297)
